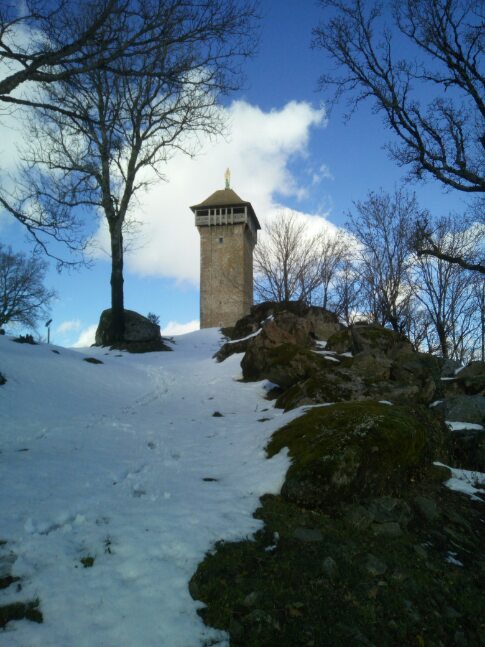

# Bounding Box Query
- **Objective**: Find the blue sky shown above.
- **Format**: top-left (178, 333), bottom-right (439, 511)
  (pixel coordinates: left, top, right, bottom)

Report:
top-left (0, 0), bottom-right (467, 346)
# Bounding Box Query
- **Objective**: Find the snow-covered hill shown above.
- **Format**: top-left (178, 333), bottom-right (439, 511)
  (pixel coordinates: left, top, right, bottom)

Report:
top-left (0, 331), bottom-right (299, 646)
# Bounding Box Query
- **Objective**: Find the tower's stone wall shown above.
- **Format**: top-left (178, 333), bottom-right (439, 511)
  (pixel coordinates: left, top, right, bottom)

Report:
top-left (198, 223), bottom-right (255, 328)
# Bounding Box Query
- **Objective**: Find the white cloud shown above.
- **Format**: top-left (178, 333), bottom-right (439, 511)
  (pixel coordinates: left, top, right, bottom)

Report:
top-left (57, 319), bottom-right (82, 334)
top-left (71, 324), bottom-right (97, 348)
top-left (91, 99), bottom-right (327, 284)
top-left (161, 320), bottom-right (199, 336)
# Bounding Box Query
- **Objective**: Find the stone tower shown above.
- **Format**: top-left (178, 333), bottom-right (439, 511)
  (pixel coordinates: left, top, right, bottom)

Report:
top-left (190, 172), bottom-right (260, 328)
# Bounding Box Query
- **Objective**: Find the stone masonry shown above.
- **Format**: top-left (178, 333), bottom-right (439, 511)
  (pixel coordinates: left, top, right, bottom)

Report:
top-left (191, 179), bottom-right (260, 328)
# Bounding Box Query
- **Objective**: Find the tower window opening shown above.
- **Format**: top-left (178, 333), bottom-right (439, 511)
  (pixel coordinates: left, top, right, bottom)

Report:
top-left (219, 237), bottom-right (224, 244)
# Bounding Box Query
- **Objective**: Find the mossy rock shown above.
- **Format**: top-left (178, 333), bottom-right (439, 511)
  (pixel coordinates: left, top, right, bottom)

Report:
top-left (242, 343), bottom-right (328, 386)
top-left (325, 328), bottom-right (353, 354)
top-left (231, 301), bottom-right (339, 341)
top-left (275, 371), bottom-right (363, 411)
top-left (95, 309), bottom-right (168, 350)
top-left (326, 325), bottom-right (412, 357)
top-left (267, 401), bottom-right (449, 509)
top-left (437, 395), bottom-right (485, 426)
top-left (389, 351), bottom-right (441, 403)
top-left (351, 351), bottom-right (392, 382)
top-left (190, 486), bottom-right (485, 647)
top-left (352, 325), bottom-right (412, 354)
top-left (453, 362), bottom-right (485, 396)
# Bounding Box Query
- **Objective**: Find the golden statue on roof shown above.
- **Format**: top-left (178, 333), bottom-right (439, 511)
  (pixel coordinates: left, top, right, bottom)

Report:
top-left (224, 167), bottom-right (231, 189)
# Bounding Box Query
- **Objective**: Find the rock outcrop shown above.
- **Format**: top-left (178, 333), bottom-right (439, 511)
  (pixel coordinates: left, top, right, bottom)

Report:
top-left (267, 401), bottom-right (449, 509)
top-left (191, 303), bottom-right (485, 647)
top-left (216, 301), bottom-right (484, 472)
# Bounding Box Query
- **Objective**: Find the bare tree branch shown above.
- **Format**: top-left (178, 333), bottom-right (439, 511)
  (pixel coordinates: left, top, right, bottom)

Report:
top-left (313, 0), bottom-right (484, 193)
top-left (15, 0), bottom-right (258, 341)
top-left (0, 243), bottom-right (55, 330)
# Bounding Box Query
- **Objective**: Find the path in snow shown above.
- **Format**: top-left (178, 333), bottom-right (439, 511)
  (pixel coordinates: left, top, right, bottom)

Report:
top-left (0, 330), bottom-right (300, 647)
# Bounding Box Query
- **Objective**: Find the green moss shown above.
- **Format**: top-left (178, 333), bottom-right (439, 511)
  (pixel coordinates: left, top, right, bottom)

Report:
top-left (275, 377), bottom-right (341, 411)
top-left (0, 599), bottom-right (42, 628)
top-left (242, 342), bottom-right (329, 385)
top-left (191, 489), bottom-right (485, 647)
top-left (266, 402), bottom-right (448, 507)
top-left (80, 555), bottom-right (95, 568)
top-left (325, 328), bottom-right (353, 353)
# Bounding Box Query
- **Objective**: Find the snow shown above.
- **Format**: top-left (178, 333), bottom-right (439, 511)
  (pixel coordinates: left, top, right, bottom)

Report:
top-left (446, 552), bottom-right (464, 567)
top-left (446, 421), bottom-right (484, 431)
top-left (0, 331), bottom-right (304, 646)
top-left (312, 349), bottom-right (340, 362)
top-left (378, 401), bottom-right (393, 406)
top-left (434, 462), bottom-right (485, 502)
top-left (225, 328), bottom-right (261, 344)
top-left (429, 400), bottom-right (443, 408)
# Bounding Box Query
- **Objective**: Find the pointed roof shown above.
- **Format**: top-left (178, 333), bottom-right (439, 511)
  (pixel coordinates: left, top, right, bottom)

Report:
top-left (190, 187), bottom-right (260, 229)
top-left (190, 188), bottom-right (247, 209)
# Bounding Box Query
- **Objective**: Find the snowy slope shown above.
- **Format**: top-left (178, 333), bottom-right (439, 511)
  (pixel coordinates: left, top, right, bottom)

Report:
top-left (0, 331), bottom-right (300, 646)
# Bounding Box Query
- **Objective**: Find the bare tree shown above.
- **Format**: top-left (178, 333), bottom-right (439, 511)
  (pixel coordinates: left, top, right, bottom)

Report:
top-left (254, 211), bottom-right (322, 304)
top-left (411, 217), bottom-right (481, 359)
top-left (0, 244), bottom-right (55, 329)
top-left (0, 0), bottom-right (257, 263)
top-left (331, 256), bottom-right (361, 326)
top-left (316, 229), bottom-right (350, 310)
top-left (413, 216), bottom-right (485, 275)
top-left (313, 0), bottom-right (484, 268)
top-left (471, 278), bottom-right (485, 361)
top-left (347, 188), bottom-right (421, 332)
top-left (14, 0), bottom-right (257, 342)
top-left (0, 1), bottom-right (223, 113)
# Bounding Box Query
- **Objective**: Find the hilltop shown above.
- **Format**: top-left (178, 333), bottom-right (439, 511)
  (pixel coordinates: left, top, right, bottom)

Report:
top-left (0, 307), bottom-right (484, 646)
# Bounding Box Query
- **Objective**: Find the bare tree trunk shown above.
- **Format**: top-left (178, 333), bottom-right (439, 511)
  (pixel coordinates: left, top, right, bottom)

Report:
top-left (436, 321), bottom-right (449, 360)
top-left (109, 219), bottom-right (125, 343)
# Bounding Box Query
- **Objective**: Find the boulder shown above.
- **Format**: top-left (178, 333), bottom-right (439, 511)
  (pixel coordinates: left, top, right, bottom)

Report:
top-left (351, 351), bottom-right (392, 381)
top-left (440, 358), bottom-right (462, 378)
top-left (228, 301), bottom-right (340, 342)
top-left (453, 362), bottom-right (485, 396)
top-left (274, 348), bottom-right (440, 411)
top-left (275, 371), bottom-right (362, 410)
top-left (437, 395), bottom-right (485, 426)
top-left (324, 327), bottom-right (353, 354)
top-left (389, 351), bottom-right (441, 404)
top-left (95, 309), bottom-right (170, 352)
top-left (352, 324), bottom-right (413, 355)
top-left (326, 324), bottom-right (412, 356)
top-left (450, 427), bottom-right (485, 472)
top-left (266, 401), bottom-right (449, 509)
top-left (242, 342), bottom-right (328, 387)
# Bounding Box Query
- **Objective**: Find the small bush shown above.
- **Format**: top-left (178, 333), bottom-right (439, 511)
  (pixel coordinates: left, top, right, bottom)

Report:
top-left (13, 334), bottom-right (36, 345)
top-left (80, 555), bottom-right (95, 568)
